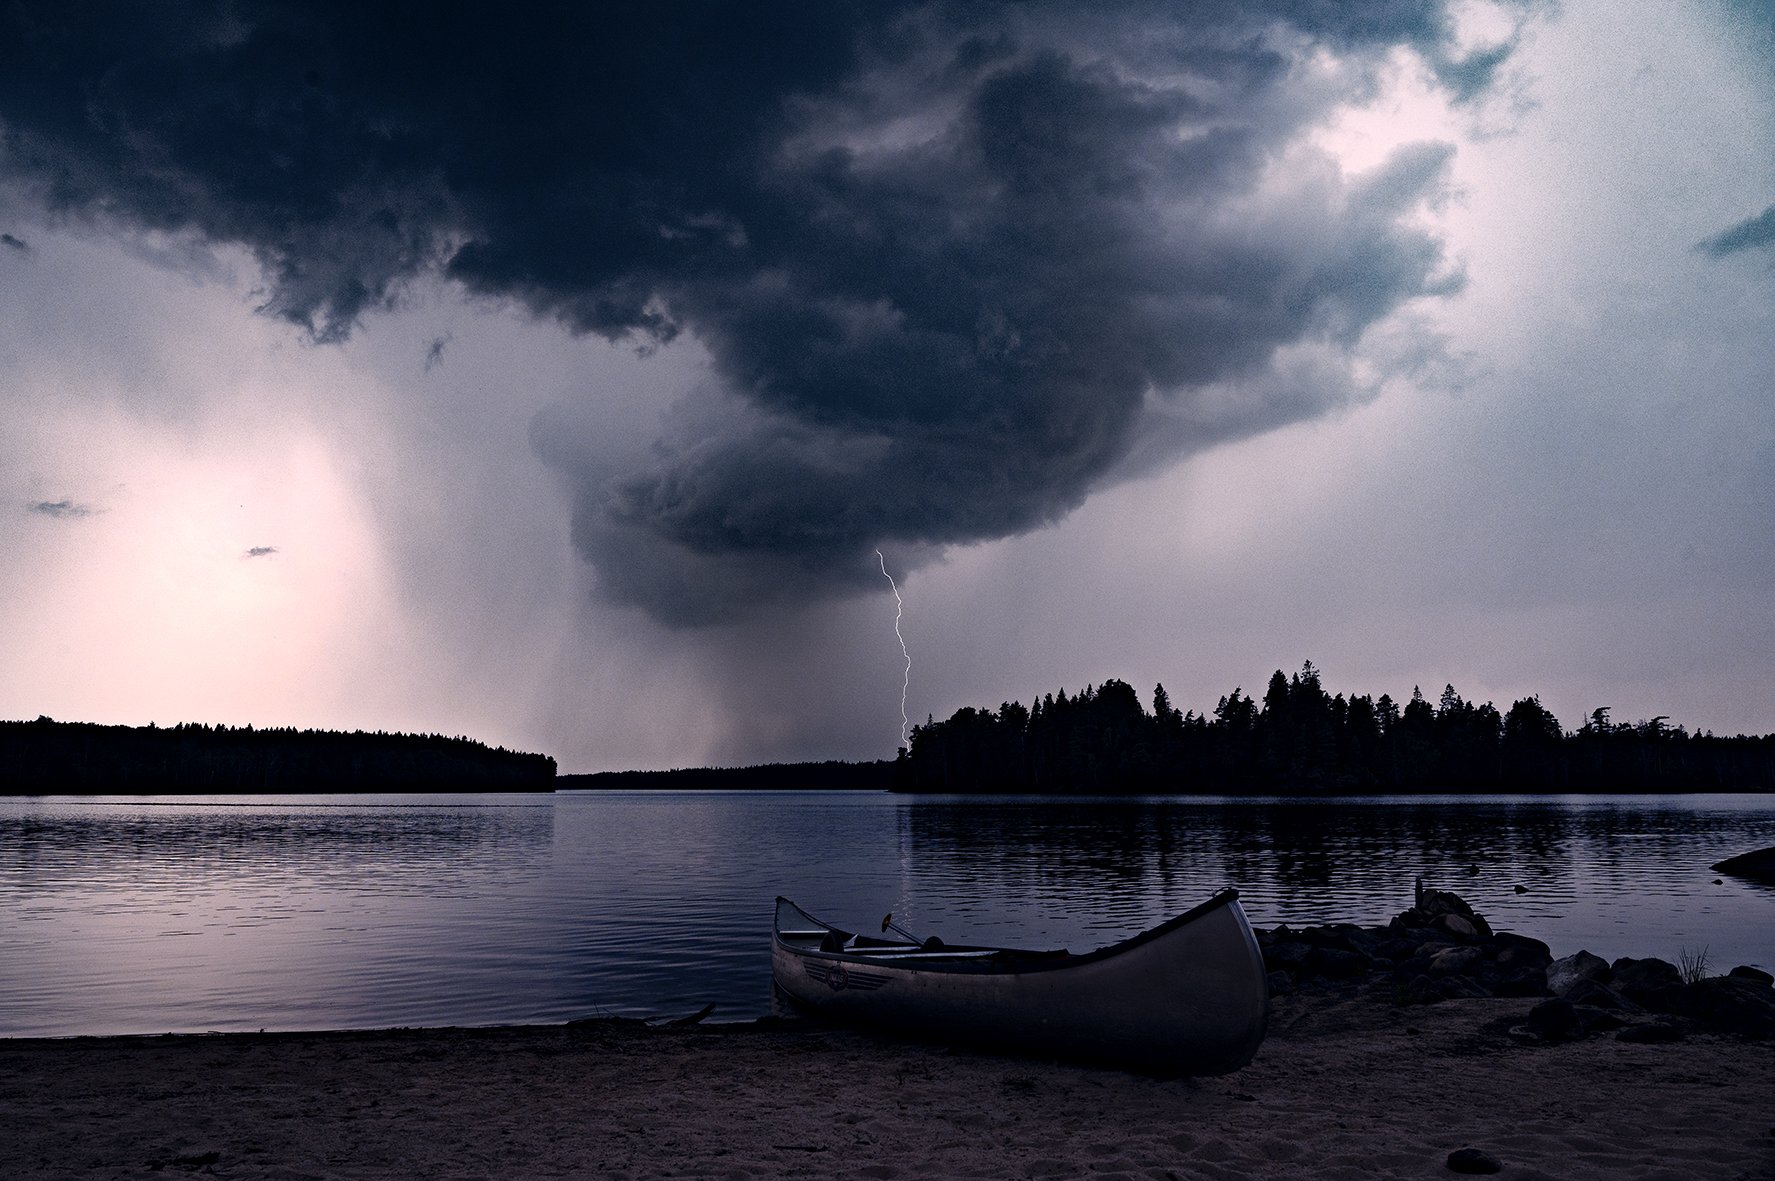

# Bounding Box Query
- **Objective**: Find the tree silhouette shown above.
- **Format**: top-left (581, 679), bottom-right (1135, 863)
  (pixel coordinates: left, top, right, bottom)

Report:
top-left (902, 665), bottom-right (1775, 794)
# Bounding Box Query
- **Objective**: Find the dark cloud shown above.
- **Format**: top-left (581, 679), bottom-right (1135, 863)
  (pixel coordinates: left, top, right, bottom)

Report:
top-left (243, 546), bottom-right (278, 558)
top-left (28, 498), bottom-right (97, 519)
top-left (0, 0), bottom-right (1514, 624)
top-left (0, 232), bottom-right (28, 253)
top-left (1698, 204), bottom-right (1775, 257)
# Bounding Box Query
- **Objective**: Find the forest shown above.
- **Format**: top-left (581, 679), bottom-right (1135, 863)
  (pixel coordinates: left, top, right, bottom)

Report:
top-left (0, 717), bottom-right (556, 793)
top-left (899, 662), bottom-right (1775, 793)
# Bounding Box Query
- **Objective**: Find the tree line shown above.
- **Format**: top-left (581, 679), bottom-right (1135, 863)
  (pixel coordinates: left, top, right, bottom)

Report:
top-left (0, 717), bottom-right (557, 793)
top-left (898, 662), bottom-right (1775, 793)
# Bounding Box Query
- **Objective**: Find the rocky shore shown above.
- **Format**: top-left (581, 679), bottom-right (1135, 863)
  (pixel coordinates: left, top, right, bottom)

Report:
top-left (1256, 885), bottom-right (1775, 1043)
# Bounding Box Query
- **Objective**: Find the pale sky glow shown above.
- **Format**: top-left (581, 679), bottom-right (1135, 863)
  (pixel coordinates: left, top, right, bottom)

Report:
top-left (3, 0), bottom-right (1774, 771)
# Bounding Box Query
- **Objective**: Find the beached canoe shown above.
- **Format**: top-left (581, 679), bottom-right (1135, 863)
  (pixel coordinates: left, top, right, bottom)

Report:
top-left (771, 889), bottom-right (1268, 1074)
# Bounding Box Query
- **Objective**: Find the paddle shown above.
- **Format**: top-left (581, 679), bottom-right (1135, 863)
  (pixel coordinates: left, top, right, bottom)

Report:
top-left (881, 912), bottom-right (922, 943)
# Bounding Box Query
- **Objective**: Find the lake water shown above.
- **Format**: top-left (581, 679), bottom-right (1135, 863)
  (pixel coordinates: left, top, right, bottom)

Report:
top-left (2, 791), bottom-right (1772, 1038)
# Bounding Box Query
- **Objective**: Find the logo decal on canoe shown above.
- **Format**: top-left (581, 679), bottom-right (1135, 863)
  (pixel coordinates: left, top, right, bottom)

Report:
top-left (806, 961), bottom-right (889, 992)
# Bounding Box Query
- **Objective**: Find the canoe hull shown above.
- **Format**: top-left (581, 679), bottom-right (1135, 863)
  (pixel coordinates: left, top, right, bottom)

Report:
top-left (771, 892), bottom-right (1268, 1075)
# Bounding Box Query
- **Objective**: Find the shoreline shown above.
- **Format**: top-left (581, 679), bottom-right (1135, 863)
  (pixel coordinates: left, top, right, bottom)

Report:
top-left (5, 997), bottom-right (1773, 1180)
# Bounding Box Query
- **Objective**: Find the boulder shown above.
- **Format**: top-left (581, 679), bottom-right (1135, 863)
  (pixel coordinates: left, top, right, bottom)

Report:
top-left (1418, 888), bottom-right (1479, 921)
top-left (1263, 941), bottom-right (1313, 972)
top-left (1727, 965), bottom-right (1773, 988)
top-left (1491, 932), bottom-right (1554, 971)
top-left (1562, 979), bottom-right (1640, 1013)
top-left (1677, 976), bottom-right (1775, 1038)
top-left (1394, 890), bottom-right (1494, 940)
top-left (1712, 846), bottom-right (1775, 884)
top-left (1486, 965), bottom-right (1551, 999)
top-left (1433, 913), bottom-right (1481, 942)
top-left (1610, 957), bottom-right (1684, 1010)
top-left (1337, 927), bottom-right (1391, 960)
top-left (1266, 969), bottom-right (1296, 996)
top-left (1524, 997), bottom-right (1583, 1042)
top-left (1373, 936), bottom-right (1423, 963)
top-left (1308, 947), bottom-right (1375, 980)
top-left (1573, 1005), bottom-right (1630, 1033)
top-left (1392, 950), bottom-right (1444, 984)
top-left (1546, 950), bottom-right (1611, 996)
top-left (1429, 946), bottom-right (1483, 978)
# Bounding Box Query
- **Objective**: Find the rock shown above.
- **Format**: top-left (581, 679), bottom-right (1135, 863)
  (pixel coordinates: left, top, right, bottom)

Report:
top-left (1712, 846), bottom-right (1775, 884)
top-left (1393, 890), bottom-right (1493, 940)
top-left (1338, 927), bottom-right (1391, 959)
top-left (1266, 970), bottom-right (1296, 996)
top-left (1524, 997), bottom-right (1583, 1042)
top-left (1487, 966), bottom-right (1551, 999)
top-left (1263, 941), bottom-right (1312, 972)
top-left (1617, 1022), bottom-right (1686, 1044)
top-left (1429, 946), bottom-right (1483, 977)
top-left (1418, 889), bottom-right (1479, 921)
top-left (1446, 1147), bottom-right (1503, 1174)
top-left (1308, 947), bottom-right (1374, 980)
top-left (1727, 965), bottom-right (1774, 988)
top-left (1395, 974), bottom-right (1440, 1004)
top-left (1677, 976), bottom-right (1775, 1038)
top-left (1433, 913), bottom-right (1480, 942)
top-left (1373, 936), bottom-right (1422, 963)
top-left (1610, 957), bottom-right (1684, 1010)
top-left (1572, 1005), bottom-right (1629, 1033)
top-left (1562, 979), bottom-right (1640, 1013)
top-left (1438, 975), bottom-right (1491, 1000)
top-left (1546, 950), bottom-right (1611, 996)
top-left (1513, 884), bottom-right (1527, 894)
top-left (1491, 932), bottom-right (1553, 970)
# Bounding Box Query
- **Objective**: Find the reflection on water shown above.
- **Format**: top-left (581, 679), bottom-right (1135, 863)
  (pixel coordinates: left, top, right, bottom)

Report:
top-left (894, 797), bottom-right (1775, 962)
top-left (0, 791), bottom-right (1771, 1037)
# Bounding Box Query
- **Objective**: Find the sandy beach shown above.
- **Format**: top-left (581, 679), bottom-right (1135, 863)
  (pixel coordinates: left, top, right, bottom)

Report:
top-left (4, 992), bottom-right (1772, 1181)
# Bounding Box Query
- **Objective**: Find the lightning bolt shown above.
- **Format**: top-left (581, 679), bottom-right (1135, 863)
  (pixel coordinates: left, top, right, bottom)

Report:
top-left (877, 550), bottom-right (911, 752)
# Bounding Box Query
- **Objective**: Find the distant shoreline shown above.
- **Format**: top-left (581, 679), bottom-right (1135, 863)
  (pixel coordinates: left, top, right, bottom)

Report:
top-left (557, 760), bottom-right (896, 792)
top-left (0, 718), bottom-right (555, 795)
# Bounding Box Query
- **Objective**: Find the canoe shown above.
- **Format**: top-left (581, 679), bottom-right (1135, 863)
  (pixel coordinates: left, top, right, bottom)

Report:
top-left (771, 889), bottom-right (1268, 1075)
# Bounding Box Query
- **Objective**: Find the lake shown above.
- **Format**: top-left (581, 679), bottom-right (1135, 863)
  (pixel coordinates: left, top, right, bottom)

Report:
top-left (2, 791), bottom-right (1772, 1038)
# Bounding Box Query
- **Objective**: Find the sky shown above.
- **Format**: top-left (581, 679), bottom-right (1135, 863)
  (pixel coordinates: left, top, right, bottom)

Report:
top-left (2, 0), bottom-right (1773, 773)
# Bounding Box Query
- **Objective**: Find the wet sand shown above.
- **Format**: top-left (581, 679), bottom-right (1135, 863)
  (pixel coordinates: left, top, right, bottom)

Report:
top-left (3, 994), bottom-right (1772, 1180)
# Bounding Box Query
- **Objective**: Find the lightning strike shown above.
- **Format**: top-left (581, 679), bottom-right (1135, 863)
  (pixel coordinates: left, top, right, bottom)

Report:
top-left (877, 550), bottom-right (911, 753)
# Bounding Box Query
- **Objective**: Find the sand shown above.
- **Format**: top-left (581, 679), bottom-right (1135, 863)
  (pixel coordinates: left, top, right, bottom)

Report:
top-left (3, 996), bottom-right (1773, 1180)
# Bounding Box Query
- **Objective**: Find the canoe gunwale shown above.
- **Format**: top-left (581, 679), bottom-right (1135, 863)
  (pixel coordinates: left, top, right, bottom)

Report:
top-left (773, 887), bottom-right (1244, 976)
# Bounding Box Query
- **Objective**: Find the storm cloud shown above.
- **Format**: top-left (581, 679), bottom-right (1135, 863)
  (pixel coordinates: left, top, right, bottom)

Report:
top-left (0, 1), bottom-right (1518, 624)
